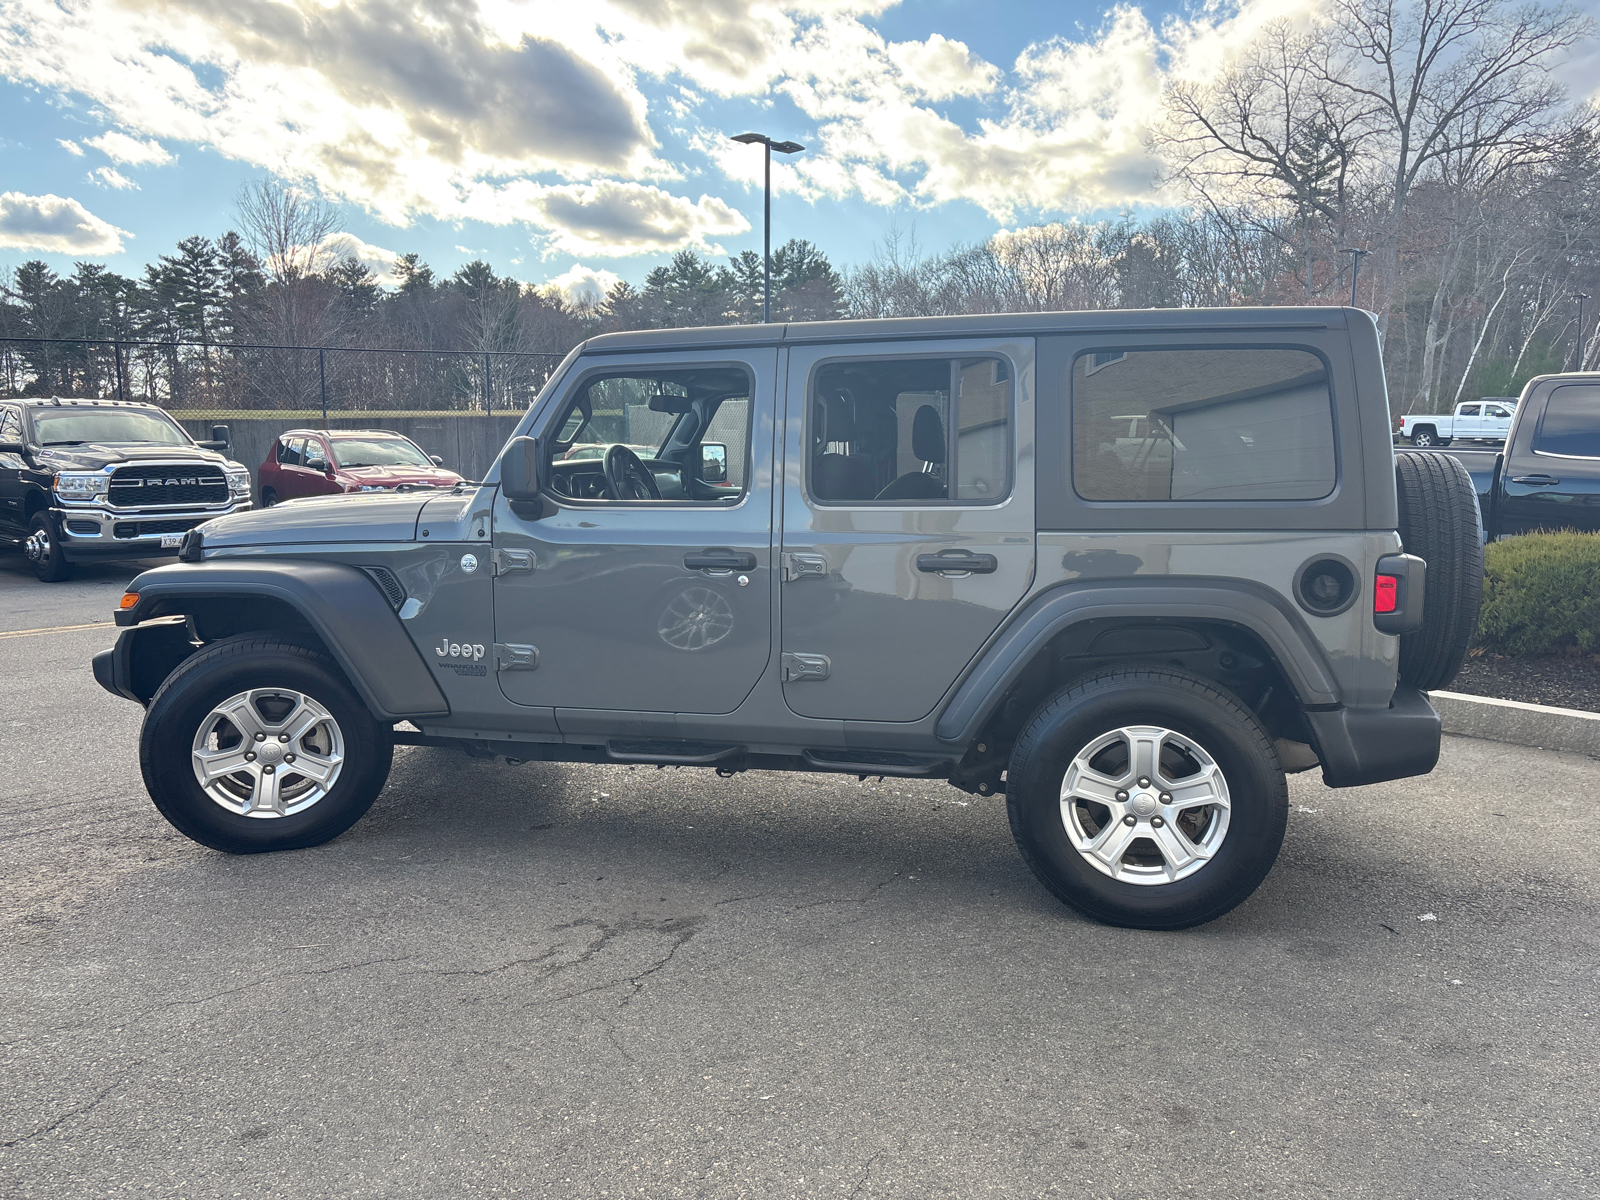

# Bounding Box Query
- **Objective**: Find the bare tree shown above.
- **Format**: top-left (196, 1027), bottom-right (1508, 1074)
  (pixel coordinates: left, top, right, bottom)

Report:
top-left (234, 179), bottom-right (347, 407)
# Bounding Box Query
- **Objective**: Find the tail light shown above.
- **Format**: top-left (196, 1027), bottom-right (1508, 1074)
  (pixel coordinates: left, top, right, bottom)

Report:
top-left (1374, 574), bottom-right (1398, 614)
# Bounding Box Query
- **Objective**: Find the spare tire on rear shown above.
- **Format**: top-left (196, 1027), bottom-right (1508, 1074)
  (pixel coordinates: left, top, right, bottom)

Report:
top-left (1394, 450), bottom-right (1484, 690)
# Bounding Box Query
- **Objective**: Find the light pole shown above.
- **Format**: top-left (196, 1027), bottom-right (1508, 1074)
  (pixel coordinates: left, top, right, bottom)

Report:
top-left (1340, 247), bottom-right (1369, 309)
top-left (1577, 293), bottom-right (1591, 371)
top-left (731, 132), bottom-right (804, 322)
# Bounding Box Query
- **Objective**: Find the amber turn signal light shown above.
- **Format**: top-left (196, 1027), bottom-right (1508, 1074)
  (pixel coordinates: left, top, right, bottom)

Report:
top-left (119, 592), bottom-right (139, 610)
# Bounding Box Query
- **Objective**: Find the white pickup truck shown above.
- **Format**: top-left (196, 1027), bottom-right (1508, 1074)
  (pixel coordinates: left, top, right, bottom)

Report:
top-left (1397, 398), bottom-right (1516, 446)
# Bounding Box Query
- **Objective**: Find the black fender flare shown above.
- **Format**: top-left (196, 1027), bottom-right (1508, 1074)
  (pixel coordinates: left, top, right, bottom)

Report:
top-left (934, 578), bottom-right (1342, 747)
top-left (111, 560), bottom-right (450, 721)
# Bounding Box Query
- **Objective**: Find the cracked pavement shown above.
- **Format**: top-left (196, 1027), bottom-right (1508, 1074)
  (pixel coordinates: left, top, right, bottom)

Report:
top-left (3, 564), bottom-right (1600, 1198)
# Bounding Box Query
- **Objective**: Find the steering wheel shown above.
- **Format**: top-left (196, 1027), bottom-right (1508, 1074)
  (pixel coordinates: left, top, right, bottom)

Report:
top-left (602, 444), bottom-right (662, 501)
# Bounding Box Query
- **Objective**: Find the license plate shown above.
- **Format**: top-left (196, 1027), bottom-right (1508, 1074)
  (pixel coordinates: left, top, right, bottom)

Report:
top-left (161, 533), bottom-right (184, 549)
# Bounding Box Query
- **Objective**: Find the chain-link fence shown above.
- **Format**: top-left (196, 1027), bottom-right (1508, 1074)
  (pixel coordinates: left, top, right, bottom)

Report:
top-left (1, 336), bottom-right (568, 482)
top-left (0, 336), bottom-right (566, 421)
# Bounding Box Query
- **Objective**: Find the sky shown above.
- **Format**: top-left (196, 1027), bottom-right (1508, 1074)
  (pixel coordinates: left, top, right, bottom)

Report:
top-left (1, 0), bottom-right (1597, 305)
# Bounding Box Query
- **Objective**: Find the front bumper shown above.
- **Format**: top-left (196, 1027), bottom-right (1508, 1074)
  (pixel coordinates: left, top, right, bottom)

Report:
top-left (49, 502), bottom-right (252, 560)
top-left (1304, 685), bottom-right (1442, 788)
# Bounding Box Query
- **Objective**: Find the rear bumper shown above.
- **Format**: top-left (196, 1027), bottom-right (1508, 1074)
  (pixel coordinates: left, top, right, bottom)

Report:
top-left (1304, 685), bottom-right (1441, 788)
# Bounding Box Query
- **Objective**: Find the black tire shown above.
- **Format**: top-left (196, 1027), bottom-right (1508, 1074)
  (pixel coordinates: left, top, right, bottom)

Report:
top-left (1006, 669), bottom-right (1287, 930)
top-left (260, 487), bottom-right (278, 507)
top-left (1394, 450), bottom-right (1483, 690)
top-left (26, 512), bottom-right (73, 582)
top-left (140, 633), bottom-right (393, 853)
top-left (1411, 428), bottom-right (1437, 447)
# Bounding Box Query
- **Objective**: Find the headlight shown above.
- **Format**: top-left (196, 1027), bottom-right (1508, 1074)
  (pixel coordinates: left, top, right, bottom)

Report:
top-left (224, 468), bottom-right (251, 498)
top-left (54, 472), bottom-right (109, 501)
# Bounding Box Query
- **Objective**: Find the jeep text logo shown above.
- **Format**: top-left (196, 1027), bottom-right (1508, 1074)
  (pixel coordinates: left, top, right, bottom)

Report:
top-left (436, 638), bottom-right (485, 661)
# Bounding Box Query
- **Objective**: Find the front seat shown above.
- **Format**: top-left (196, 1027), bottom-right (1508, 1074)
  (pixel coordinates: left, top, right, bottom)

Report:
top-left (875, 404), bottom-right (947, 501)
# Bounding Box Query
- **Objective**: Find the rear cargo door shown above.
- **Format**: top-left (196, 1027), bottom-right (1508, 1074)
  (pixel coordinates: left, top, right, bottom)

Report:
top-left (776, 336), bottom-right (1036, 722)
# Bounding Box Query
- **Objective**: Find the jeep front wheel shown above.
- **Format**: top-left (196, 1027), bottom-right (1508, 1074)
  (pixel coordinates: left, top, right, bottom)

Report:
top-left (140, 633), bottom-right (393, 853)
top-left (1006, 669), bottom-right (1287, 930)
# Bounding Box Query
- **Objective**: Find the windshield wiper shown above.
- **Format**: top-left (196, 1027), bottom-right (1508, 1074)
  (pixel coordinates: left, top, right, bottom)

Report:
top-left (42, 440), bottom-right (88, 446)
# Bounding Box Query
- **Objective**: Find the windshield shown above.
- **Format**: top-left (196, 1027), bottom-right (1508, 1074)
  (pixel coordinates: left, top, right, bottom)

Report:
top-left (330, 437), bottom-right (432, 468)
top-left (30, 409), bottom-right (191, 446)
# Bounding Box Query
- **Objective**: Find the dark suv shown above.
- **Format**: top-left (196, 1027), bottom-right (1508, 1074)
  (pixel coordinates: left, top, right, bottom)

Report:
top-left (94, 308), bottom-right (1483, 929)
top-left (1, 397), bottom-right (251, 581)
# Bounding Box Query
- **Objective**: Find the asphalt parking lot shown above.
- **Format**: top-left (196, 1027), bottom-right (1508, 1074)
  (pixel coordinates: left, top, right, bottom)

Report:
top-left (3, 561), bottom-right (1598, 1199)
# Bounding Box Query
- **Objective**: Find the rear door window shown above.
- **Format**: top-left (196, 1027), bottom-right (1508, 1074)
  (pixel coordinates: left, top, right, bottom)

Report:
top-left (1533, 385), bottom-right (1600, 458)
top-left (807, 356), bottom-right (1012, 504)
top-left (278, 438), bottom-right (304, 466)
top-left (1072, 348), bottom-right (1335, 502)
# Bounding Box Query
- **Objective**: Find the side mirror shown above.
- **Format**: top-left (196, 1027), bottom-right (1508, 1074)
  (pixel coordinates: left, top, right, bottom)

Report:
top-left (501, 436), bottom-right (544, 502)
top-left (700, 442), bottom-right (728, 483)
top-left (430, 455), bottom-right (445, 467)
top-left (196, 424), bottom-right (231, 452)
top-left (0, 440), bottom-right (23, 455)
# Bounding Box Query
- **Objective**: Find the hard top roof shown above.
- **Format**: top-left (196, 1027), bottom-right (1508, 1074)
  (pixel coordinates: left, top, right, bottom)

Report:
top-left (579, 305), bottom-right (1357, 356)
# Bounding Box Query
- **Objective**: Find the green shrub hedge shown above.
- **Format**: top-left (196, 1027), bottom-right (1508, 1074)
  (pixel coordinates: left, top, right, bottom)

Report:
top-left (1476, 531), bottom-right (1600, 658)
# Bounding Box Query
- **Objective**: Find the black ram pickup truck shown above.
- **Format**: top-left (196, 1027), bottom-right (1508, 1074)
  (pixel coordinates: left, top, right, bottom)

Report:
top-left (1433, 372), bottom-right (1600, 538)
top-left (0, 397), bottom-right (252, 581)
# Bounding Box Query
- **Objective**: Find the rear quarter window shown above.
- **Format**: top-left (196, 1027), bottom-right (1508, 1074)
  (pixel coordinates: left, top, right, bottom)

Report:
top-left (1072, 347), bottom-right (1336, 502)
top-left (1533, 385), bottom-right (1600, 458)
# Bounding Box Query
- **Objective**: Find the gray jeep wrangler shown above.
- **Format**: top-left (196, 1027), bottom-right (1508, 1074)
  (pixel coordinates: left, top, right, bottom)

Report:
top-left (94, 308), bottom-right (1482, 929)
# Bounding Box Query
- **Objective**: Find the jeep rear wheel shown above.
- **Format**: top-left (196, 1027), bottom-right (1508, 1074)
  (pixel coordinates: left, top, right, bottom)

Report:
top-left (1006, 669), bottom-right (1287, 930)
top-left (140, 633), bottom-right (393, 853)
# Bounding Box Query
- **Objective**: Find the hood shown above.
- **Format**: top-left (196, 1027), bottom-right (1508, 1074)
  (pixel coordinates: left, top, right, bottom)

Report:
top-left (199, 492), bottom-right (429, 548)
top-left (341, 464), bottom-right (463, 485)
top-left (33, 442), bottom-right (228, 472)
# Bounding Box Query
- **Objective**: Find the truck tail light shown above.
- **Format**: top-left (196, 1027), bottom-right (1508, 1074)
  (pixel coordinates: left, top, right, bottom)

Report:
top-left (1374, 574), bottom-right (1398, 614)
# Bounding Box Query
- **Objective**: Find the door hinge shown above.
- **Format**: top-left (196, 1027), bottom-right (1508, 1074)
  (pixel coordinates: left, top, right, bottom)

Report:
top-left (780, 552), bottom-right (828, 583)
top-left (494, 642), bottom-right (539, 671)
top-left (492, 548), bottom-right (535, 575)
top-left (781, 652), bottom-right (831, 683)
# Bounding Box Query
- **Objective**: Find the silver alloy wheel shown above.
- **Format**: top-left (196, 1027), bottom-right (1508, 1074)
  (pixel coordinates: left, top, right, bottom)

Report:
top-left (24, 528), bottom-right (49, 562)
top-left (1060, 724), bottom-right (1231, 885)
top-left (191, 688), bottom-right (345, 818)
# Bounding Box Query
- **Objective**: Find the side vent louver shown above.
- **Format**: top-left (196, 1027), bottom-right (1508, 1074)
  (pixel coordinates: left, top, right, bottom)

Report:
top-left (363, 567), bottom-right (406, 609)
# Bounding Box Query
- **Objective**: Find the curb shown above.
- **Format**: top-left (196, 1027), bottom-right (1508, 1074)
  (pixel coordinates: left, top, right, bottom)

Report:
top-left (1431, 690), bottom-right (1600, 757)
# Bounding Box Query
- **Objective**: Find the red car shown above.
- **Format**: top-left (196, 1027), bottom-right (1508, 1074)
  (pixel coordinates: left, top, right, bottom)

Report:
top-left (258, 429), bottom-right (464, 506)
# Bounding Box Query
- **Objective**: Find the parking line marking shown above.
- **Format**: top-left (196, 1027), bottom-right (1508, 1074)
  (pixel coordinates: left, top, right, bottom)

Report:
top-left (0, 621), bottom-right (116, 640)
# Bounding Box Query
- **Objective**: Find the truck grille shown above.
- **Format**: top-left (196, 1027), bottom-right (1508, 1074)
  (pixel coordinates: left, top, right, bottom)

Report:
top-left (108, 464), bottom-right (228, 507)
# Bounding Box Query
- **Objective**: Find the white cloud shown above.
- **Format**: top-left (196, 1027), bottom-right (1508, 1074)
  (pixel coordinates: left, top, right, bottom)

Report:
top-left (90, 166), bottom-right (137, 189)
top-left (886, 33), bottom-right (1000, 100)
top-left (320, 232), bottom-right (404, 285)
top-left (57, 138), bottom-right (82, 156)
top-left (540, 262), bottom-right (621, 306)
top-left (486, 179), bottom-right (750, 256)
top-left (0, 192), bottom-right (128, 253)
top-left (84, 130), bottom-right (171, 164)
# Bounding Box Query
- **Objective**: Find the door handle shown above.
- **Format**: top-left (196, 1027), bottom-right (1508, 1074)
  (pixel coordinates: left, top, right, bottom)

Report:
top-left (1510, 475), bottom-right (1561, 485)
top-left (916, 551), bottom-right (998, 575)
top-left (685, 548), bottom-right (756, 571)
